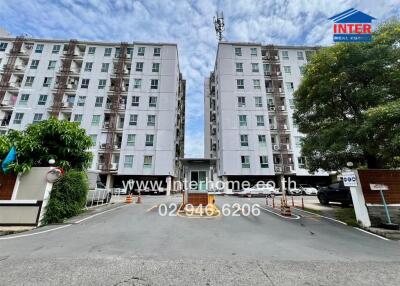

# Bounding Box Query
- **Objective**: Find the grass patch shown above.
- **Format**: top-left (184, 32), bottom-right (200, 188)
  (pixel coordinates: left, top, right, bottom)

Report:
top-left (334, 208), bottom-right (359, 227)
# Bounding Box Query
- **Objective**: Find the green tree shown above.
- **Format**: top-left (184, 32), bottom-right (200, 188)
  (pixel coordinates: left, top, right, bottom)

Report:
top-left (293, 19), bottom-right (400, 172)
top-left (0, 118), bottom-right (93, 173)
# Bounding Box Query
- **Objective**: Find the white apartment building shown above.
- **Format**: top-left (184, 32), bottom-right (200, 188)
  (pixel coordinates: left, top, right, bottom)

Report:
top-left (0, 36), bottom-right (185, 188)
top-left (205, 42), bottom-right (329, 186)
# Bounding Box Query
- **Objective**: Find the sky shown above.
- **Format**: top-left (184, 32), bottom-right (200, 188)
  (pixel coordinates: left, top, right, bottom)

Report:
top-left (0, 0), bottom-right (399, 157)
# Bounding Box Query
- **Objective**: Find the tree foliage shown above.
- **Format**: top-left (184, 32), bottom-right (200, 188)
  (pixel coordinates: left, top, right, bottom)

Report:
top-left (293, 19), bottom-right (400, 172)
top-left (0, 118), bottom-right (93, 173)
top-left (42, 170), bottom-right (89, 224)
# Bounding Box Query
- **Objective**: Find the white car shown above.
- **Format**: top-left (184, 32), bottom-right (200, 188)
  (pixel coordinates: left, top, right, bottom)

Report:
top-left (238, 184), bottom-right (275, 197)
top-left (287, 187), bottom-right (302, 195)
top-left (299, 184), bottom-right (318, 195)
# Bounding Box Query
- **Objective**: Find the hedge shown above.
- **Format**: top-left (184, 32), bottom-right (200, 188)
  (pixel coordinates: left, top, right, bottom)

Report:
top-left (42, 170), bottom-right (89, 224)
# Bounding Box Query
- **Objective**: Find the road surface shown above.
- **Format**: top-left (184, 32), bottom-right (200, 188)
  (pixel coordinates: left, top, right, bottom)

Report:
top-left (0, 195), bottom-right (399, 285)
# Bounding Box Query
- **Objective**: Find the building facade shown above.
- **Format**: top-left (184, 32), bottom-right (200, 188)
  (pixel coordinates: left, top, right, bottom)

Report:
top-left (0, 36), bottom-right (185, 188)
top-left (204, 42), bottom-right (329, 185)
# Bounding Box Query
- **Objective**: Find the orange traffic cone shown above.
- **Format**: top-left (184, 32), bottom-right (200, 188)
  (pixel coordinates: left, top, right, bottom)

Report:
top-left (126, 195), bottom-right (132, 204)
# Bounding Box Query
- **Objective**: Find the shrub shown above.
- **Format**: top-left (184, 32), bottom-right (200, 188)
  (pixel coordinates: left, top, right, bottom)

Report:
top-left (42, 170), bottom-right (89, 224)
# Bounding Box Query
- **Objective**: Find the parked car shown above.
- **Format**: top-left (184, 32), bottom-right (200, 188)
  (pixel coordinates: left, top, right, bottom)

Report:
top-left (299, 184), bottom-right (318, 195)
top-left (86, 181), bottom-right (112, 205)
top-left (286, 186), bottom-right (302, 195)
top-left (238, 183), bottom-right (275, 197)
top-left (317, 181), bottom-right (352, 206)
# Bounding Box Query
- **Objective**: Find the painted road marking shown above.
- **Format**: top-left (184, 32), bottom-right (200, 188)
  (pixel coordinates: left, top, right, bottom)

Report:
top-left (354, 227), bottom-right (389, 241)
top-left (257, 205), bottom-right (301, 220)
top-left (146, 204), bottom-right (159, 212)
top-left (294, 208), bottom-right (347, 225)
top-left (0, 204), bottom-right (129, 240)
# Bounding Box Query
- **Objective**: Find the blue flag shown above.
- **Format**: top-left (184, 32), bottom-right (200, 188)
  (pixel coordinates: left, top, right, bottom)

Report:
top-left (2, 146), bottom-right (17, 173)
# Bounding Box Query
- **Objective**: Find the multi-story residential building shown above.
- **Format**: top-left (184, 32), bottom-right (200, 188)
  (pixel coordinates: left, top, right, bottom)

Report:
top-left (0, 36), bottom-right (185, 188)
top-left (205, 42), bottom-right (329, 186)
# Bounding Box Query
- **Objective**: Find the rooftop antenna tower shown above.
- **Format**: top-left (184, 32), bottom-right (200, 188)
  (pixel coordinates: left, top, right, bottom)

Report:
top-left (214, 11), bottom-right (224, 41)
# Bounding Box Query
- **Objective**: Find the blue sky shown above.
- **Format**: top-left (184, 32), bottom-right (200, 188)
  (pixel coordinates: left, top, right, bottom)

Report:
top-left (0, 0), bottom-right (399, 157)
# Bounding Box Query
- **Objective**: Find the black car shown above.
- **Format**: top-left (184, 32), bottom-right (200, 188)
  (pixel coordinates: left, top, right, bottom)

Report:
top-left (317, 181), bottom-right (352, 206)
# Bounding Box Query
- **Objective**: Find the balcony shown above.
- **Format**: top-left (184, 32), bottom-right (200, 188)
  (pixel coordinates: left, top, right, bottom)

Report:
top-left (0, 118), bottom-right (10, 127)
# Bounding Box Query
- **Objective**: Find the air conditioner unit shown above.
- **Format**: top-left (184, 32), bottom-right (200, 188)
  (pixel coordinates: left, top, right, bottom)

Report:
top-left (110, 163), bottom-right (119, 170)
top-left (67, 84), bottom-right (73, 89)
top-left (274, 56), bottom-right (279, 60)
top-left (283, 124), bottom-right (288, 130)
top-left (266, 88), bottom-right (273, 93)
top-left (279, 106), bottom-right (285, 111)
top-left (273, 144), bottom-right (280, 151)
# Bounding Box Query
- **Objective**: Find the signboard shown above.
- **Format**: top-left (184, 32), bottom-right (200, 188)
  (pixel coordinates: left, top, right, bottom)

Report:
top-left (369, 184), bottom-right (389, 191)
top-left (342, 172), bottom-right (357, 187)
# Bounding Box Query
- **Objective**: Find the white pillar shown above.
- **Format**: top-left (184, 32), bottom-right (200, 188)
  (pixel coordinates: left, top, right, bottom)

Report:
top-left (166, 176), bottom-right (172, 196)
top-left (350, 170), bottom-right (371, 227)
top-left (106, 174), bottom-right (114, 189)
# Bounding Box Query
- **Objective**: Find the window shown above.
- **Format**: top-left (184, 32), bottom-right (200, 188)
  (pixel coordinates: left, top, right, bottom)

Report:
top-left (138, 47), bottom-right (145, 56)
top-left (30, 60), bottom-right (39, 69)
top-left (241, 156), bottom-right (250, 168)
top-left (90, 134), bottom-right (97, 146)
top-left (13, 113), bottom-right (24, 124)
top-left (150, 79), bottom-right (159, 90)
top-left (98, 79), bottom-right (106, 89)
top-left (43, 77), bottom-right (52, 87)
top-left (284, 66), bottom-right (291, 74)
top-left (52, 45), bottom-right (61, 54)
top-left (143, 156), bottom-right (152, 168)
top-left (237, 97), bottom-right (245, 107)
top-left (77, 96), bottom-right (86, 106)
top-left (298, 157), bottom-right (306, 168)
top-left (48, 60), bottom-right (56, 70)
top-left (255, 97), bottom-right (263, 107)
top-left (136, 62), bottom-right (143, 72)
top-left (236, 63), bottom-right (243, 72)
top-left (84, 62), bottom-right (93, 72)
top-left (256, 115), bottom-right (265, 126)
top-left (104, 47), bottom-right (112, 57)
top-left (251, 63), bottom-right (259, 72)
top-left (88, 47), bottom-right (96, 54)
top-left (286, 82), bottom-right (294, 92)
top-left (152, 63), bottom-right (160, 72)
top-left (289, 98), bottom-right (295, 108)
top-left (74, 114), bottom-right (83, 123)
top-left (19, 94), bottom-right (29, 106)
top-left (260, 156), bottom-right (269, 168)
top-left (129, 114), bottom-right (138, 126)
top-left (145, 134), bottom-right (154, 146)
top-left (25, 76), bottom-right (34, 87)
top-left (236, 79), bottom-right (244, 89)
top-left (35, 44), bottom-right (44, 53)
top-left (299, 66), bottom-right (305, 75)
top-left (235, 47), bottom-right (242, 56)
top-left (263, 64), bottom-right (271, 74)
top-left (282, 51), bottom-right (289, 60)
top-left (253, 79), bottom-right (261, 89)
top-left (239, 115), bottom-right (247, 127)
top-left (297, 51), bottom-right (304, 60)
top-left (131, 96), bottom-right (140, 107)
top-left (38, 94), bottom-right (47, 105)
top-left (95, 97), bottom-right (103, 107)
top-left (91, 115), bottom-right (101, 126)
top-left (133, 79), bottom-right (142, 89)
top-left (101, 63), bottom-right (109, 72)
top-left (127, 134), bottom-right (136, 146)
top-left (258, 135), bottom-right (266, 146)
top-left (240, 134), bottom-right (248, 147)
top-left (0, 42), bottom-right (8, 51)
top-left (147, 115), bottom-right (156, 126)
top-left (250, 47), bottom-right (257, 56)
top-left (81, 79), bottom-right (89, 88)
top-left (149, 96), bottom-right (157, 107)
top-left (153, 47), bottom-right (161, 56)
top-left (124, 155), bottom-right (134, 168)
